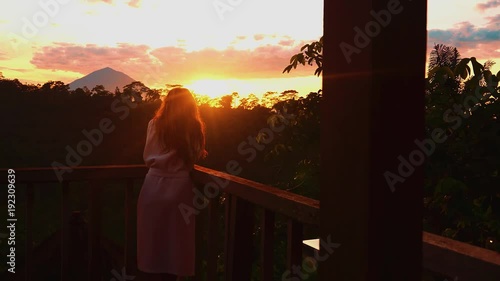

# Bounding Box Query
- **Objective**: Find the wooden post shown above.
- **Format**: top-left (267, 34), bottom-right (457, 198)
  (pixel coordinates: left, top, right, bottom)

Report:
top-left (322, 0), bottom-right (426, 280)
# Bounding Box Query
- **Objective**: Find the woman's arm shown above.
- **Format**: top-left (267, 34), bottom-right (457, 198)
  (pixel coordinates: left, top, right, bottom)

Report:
top-left (143, 119), bottom-right (154, 164)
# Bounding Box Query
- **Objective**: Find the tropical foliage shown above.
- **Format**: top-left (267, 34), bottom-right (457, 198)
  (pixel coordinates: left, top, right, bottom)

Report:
top-left (425, 44), bottom-right (500, 250)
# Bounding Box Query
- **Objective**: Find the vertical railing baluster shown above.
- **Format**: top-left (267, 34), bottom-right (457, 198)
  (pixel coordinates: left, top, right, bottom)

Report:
top-left (25, 183), bottom-right (34, 281)
top-left (223, 194), bottom-right (232, 281)
top-left (261, 208), bottom-right (275, 281)
top-left (124, 179), bottom-right (135, 276)
top-left (207, 196), bottom-right (218, 281)
top-left (225, 197), bottom-right (254, 281)
top-left (88, 180), bottom-right (102, 281)
top-left (286, 218), bottom-right (303, 272)
top-left (61, 181), bottom-right (70, 281)
top-left (194, 183), bottom-right (206, 281)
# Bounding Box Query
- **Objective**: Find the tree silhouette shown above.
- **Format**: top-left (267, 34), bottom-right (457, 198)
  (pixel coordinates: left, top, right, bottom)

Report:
top-left (219, 94), bottom-right (233, 109)
top-left (238, 94), bottom-right (260, 110)
top-left (72, 87), bottom-right (89, 98)
top-left (145, 88), bottom-right (161, 102)
top-left (261, 91), bottom-right (279, 108)
top-left (40, 81), bottom-right (70, 96)
top-left (428, 43), bottom-right (461, 72)
top-left (91, 85), bottom-right (112, 97)
top-left (123, 81), bottom-right (150, 103)
top-left (279, 89), bottom-right (298, 100)
top-left (193, 93), bottom-right (213, 107)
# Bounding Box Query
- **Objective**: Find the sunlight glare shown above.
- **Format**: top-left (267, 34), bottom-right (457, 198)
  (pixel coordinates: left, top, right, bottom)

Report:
top-left (186, 79), bottom-right (233, 98)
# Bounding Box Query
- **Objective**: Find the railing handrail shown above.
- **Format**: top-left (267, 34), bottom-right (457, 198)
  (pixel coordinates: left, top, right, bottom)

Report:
top-left (2, 164), bottom-right (319, 224)
top-left (191, 165), bottom-right (319, 225)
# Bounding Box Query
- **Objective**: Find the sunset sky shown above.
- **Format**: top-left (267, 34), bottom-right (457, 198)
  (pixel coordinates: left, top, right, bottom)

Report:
top-left (0, 0), bottom-right (499, 98)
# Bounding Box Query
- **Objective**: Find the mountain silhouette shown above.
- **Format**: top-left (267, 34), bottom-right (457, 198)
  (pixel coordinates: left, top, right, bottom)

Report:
top-left (69, 67), bottom-right (135, 91)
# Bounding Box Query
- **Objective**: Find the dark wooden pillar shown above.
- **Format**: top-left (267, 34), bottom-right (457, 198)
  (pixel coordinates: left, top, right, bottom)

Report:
top-left (321, 0), bottom-right (426, 280)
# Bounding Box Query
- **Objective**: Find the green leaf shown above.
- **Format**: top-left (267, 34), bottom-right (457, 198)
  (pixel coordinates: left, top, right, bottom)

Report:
top-left (487, 204), bottom-right (493, 215)
top-left (471, 57), bottom-right (484, 77)
top-left (282, 65), bottom-right (293, 74)
top-left (484, 70), bottom-right (492, 81)
top-left (486, 72), bottom-right (499, 89)
top-left (434, 177), bottom-right (467, 195)
top-left (465, 65), bottom-right (471, 79)
top-left (454, 58), bottom-right (470, 78)
top-left (428, 66), bottom-right (454, 78)
top-left (297, 53), bottom-right (305, 65)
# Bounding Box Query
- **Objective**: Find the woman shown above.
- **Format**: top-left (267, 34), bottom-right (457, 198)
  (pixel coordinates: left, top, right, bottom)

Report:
top-left (137, 87), bottom-right (207, 281)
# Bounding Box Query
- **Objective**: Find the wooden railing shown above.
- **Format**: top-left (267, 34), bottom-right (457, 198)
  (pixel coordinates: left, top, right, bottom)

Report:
top-left (3, 165), bottom-right (500, 281)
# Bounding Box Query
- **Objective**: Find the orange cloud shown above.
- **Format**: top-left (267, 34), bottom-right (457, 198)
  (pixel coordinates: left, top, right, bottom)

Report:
top-left (29, 41), bottom-right (316, 86)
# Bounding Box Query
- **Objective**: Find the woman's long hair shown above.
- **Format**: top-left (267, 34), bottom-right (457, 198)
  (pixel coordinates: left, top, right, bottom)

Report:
top-left (153, 87), bottom-right (207, 166)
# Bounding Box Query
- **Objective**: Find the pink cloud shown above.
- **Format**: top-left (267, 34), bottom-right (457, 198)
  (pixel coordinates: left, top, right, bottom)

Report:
top-left (477, 0), bottom-right (500, 12)
top-left (427, 16), bottom-right (500, 60)
top-left (30, 41), bottom-right (316, 86)
top-left (30, 43), bottom-right (152, 73)
top-left (128, 0), bottom-right (141, 8)
top-left (278, 39), bottom-right (295, 46)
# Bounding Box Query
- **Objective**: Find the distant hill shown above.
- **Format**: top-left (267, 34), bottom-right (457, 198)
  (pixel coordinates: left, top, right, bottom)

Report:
top-left (69, 67), bottom-right (135, 91)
